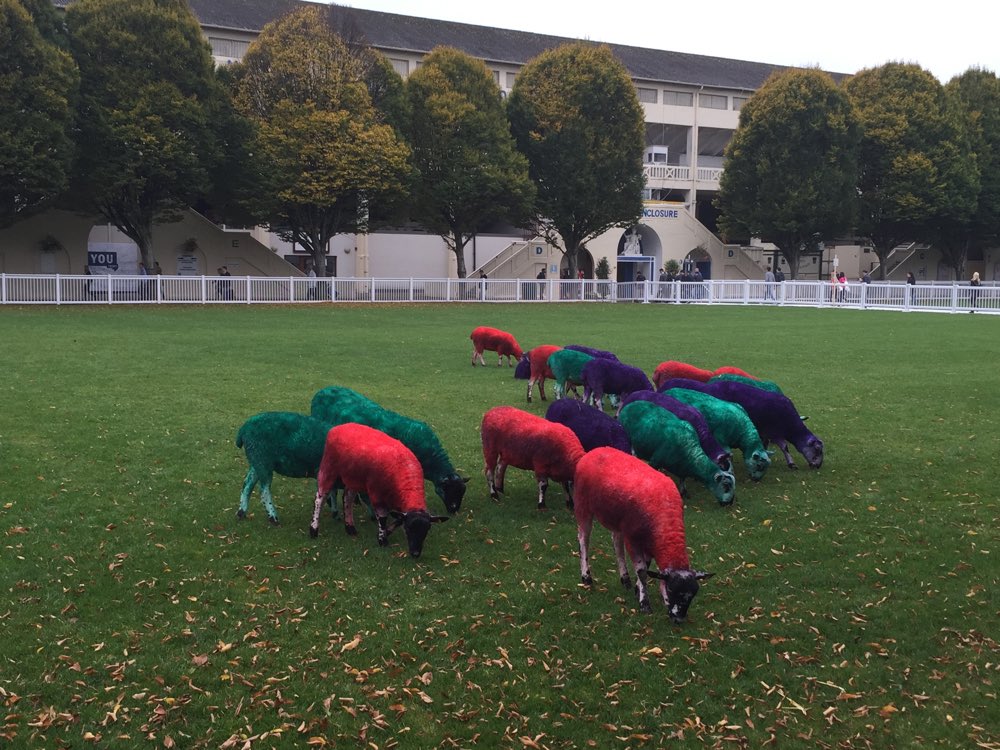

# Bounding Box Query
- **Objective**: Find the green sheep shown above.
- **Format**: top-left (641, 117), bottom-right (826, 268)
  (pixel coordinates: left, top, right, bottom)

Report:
top-left (664, 387), bottom-right (772, 481)
top-left (619, 400), bottom-right (736, 506)
top-left (547, 348), bottom-right (594, 400)
top-left (708, 373), bottom-right (784, 394)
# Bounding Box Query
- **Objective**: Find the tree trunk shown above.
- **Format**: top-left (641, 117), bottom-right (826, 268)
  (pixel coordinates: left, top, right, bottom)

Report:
top-left (134, 223), bottom-right (154, 273)
top-left (452, 233), bottom-right (468, 278)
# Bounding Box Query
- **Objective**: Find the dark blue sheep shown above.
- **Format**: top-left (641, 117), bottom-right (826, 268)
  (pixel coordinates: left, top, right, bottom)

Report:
top-left (581, 358), bottom-right (654, 412)
top-left (565, 344), bottom-right (619, 361)
top-left (545, 399), bottom-right (632, 453)
top-left (658, 377), bottom-right (823, 469)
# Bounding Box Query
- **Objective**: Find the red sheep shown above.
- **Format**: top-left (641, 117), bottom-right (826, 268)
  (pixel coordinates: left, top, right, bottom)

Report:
top-left (652, 360), bottom-right (757, 389)
top-left (524, 344), bottom-right (561, 402)
top-left (470, 326), bottom-right (523, 367)
top-left (574, 447), bottom-right (713, 620)
top-left (311, 423), bottom-right (447, 557)
top-left (480, 406), bottom-right (585, 510)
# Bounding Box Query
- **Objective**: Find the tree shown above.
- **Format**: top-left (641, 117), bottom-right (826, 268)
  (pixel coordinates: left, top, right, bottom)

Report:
top-left (845, 63), bottom-right (979, 279)
top-left (0, 0), bottom-right (77, 226)
top-left (229, 5), bottom-right (410, 274)
top-left (940, 68), bottom-right (1000, 277)
top-left (65, 0), bottom-right (227, 271)
top-left (508, 43), bottom-right (645, 277)
top-left (404, 46), bottom-right (534, 277)
top-left (716, 68), bottom-right (860, 279)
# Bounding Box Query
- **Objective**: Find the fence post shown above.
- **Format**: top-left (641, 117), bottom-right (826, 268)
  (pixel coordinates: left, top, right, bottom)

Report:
top-left (1, 273), bottom-right (5, 304)
top-left (201, 276), bottom-right (207, 304)
top-left (55, 274), bottom-right (62, 305)
top-left (409, 277), bottom-right (414, 302)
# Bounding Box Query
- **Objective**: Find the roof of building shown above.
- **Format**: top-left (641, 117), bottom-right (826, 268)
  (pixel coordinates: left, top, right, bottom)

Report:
top-left (55, 0), bottom-right (843, 91)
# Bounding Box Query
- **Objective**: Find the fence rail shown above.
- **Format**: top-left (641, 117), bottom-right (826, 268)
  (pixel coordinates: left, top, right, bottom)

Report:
top-left (0, 274), bottom-right (995, 314)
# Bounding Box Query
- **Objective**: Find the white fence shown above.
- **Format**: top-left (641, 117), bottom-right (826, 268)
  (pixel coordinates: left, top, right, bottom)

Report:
top-left (0, 274), bottom-right (995, 314)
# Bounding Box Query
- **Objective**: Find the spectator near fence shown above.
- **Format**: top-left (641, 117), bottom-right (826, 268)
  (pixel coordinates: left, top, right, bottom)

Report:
top-left (764, 267), bottom-right (775, 300)
top-left (970, 271), bottom-right (981, 312)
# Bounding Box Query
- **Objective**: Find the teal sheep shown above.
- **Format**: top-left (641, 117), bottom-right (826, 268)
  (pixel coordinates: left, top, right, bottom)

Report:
top-left (664, 387), bottom-right (772, 481)
top-left (619, 400), bottom-right (736, 506)
top-left (547, 348), bottom-right (594, 400)
top-left (310, 386), bottom-right (467, 513)
top-left (236, 411), bottom-right (332, 524)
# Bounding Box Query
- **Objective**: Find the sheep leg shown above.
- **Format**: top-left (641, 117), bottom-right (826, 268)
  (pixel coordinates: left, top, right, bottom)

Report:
top-left (577, 516), bottom-right (594, 585)
top-left (495, 460), bottom-right (508, 495)
top-left (562, 480), bottom-right (574, 510)
top-left (376, 513), bottom-right (391, 546)
top-left (526, 377), bottom-right (535, 403)
top-left (238, 469), bottom-right (257, 519)
top-left (484, 463), bottom-right (498, 499)
top-left (610, 532), bottom-right (631, 590)
top-left (774, 438), bottom-right (798, 469)
top-left (309, 488), bottom-right (326, 538)
top-left (260, 482), bottom-right (280, 525)
top-left (535, 476), bottom-right (549, 509)
top-left (343, 490), bottom-right (358, 536)
top-left (538, 378), bottom-right (547, 401)
top-left (554, 380), bottom-right (564, 399)
top-left (634, 565), bottom-right (653, 614)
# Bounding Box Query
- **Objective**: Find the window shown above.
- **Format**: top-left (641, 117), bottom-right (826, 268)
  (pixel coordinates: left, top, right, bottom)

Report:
top-left (208, 37), bottom-right (249, 60)
top-left (699, 93), bottom-right (728, 110)
top-left (662, 90), bottom-right (693, 107)
top-left (492, 70), bottom-right (500, 85)
top-left (389, 58), bottom-right (409, 76)
top-left (506, 71), bottom-right (516, 89)
top-left (637, 87), bottom-right (658, 104)
top-left (733, 96), bottom-right (749, 111)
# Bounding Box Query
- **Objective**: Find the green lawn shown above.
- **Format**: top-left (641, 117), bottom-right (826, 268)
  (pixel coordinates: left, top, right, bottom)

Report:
top-left (1, 303), bottom-right (997, 749)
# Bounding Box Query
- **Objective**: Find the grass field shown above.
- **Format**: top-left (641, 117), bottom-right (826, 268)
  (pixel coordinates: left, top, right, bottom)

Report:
top-left (1, 302), bottom-right (997, 749)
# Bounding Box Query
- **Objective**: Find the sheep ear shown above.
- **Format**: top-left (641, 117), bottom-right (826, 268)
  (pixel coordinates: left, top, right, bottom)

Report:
top-left (646, 569), bottom-right (667, 581)
top-left (431, 515), bottom-right (449, 524)
top-left (800, 415), bottom-right (810, 422)
top-left (694, 570), bottom-right (714, 581)
top-left (390, 510), bottom-right (405, 521)
top-left (462, 477), bottom-right (470, 485)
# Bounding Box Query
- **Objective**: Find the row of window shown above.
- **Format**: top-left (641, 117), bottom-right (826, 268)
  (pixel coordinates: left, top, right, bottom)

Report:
top-left (638, 87), bottom-right (748, 111)
top-left (207, 37), bottom-right (748, 112)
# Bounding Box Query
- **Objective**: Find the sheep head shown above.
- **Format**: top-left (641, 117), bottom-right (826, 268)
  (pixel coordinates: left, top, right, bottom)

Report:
top-left (747, 449), bottom-right (772, 481)
top-left (711, 470), bottom-right (736, 506)
top-left (799, 435), bottom-right (824, 469)
top-left (648, 569), bottom-right (714, 623)
top-left (390, 510), bottom-right (448, 558)
top-left (514, 355), bottom-right (531, 380)
top-left (435, 474), bottom-right (469, 514)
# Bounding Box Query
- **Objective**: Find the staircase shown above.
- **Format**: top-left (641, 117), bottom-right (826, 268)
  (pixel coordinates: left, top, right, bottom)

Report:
top-left (871, 242), bottom-right (927, 279)
top-left (473, 239), bottom-right (541, 278)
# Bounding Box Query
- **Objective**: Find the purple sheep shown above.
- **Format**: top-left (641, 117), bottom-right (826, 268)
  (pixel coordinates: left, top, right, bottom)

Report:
top-left (620, 390), bottom-right (732, 470)
top-left (580, 358), bottom-right (654, 411)
top-left (658, 377), bottom-right (823, 469)
top-left (544, 399), bottom-right (632, 454)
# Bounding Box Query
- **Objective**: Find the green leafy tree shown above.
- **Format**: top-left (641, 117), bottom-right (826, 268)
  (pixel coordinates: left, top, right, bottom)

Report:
top-left (716, 68), bottom-right (860, 279)
top-left (404, 46), bottom-right (534, 277)
top-left (508, 43), bottom-right (645, 277)
top-left (0, 0), bottom-right (78, 226)
top-left (229, 5), bottom-right (410, 273)
top-left (845, 63), bottom-right (979, 279)
top-left (65, 0), bottom-right (227, 271)
top-left (940, 68), bottom-right (1000, 277)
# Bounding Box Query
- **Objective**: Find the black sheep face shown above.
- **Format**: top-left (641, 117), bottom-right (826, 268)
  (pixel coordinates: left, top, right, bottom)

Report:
top-left (395, 511), bottom-right (448, 558)
top-left (712, 470), bottom-right (736, 506)
top-left (436, 475), bottom-right (468, 514)
top-left (801, 436), bottom-right (824, 468)
top-left (655, 570), bottom-right (714, 623)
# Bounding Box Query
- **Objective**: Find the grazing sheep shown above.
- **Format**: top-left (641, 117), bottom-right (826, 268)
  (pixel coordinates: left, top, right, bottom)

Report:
top-left (470, 326), bottom-right (523, 366)
top-left (709, 373), bottom-right (783, 394)
top-left (311, 386), bottom-right (467, 513)
top-left (619, 400), bottom-right (736, 505)
top-left (620, 390), bottom-right (732, 470)
top-left (574, 447), bottom-right (713, 619)
top-left (658, 378), bottom-right (823, 469)
top-left (514, 344), bottom-right (562, 402)
top-left (580, 358), bottom-right (654, 412)
top-left (663, 387), bottom-right (772, 481)
top-left (312, 423), bottom-right (447, 557)
top-left (564, 344), bottom-right (619, 361)
top-left (652, 361), bottom-right (757, 390)
top-left (236, 411), bottom-right (331, 525)
top-left (547, 348), bottom-right (595, 400)
top-left (544, 399), bottom-right (631, 453)
top-left (480, 405), bottom-right (585, 510)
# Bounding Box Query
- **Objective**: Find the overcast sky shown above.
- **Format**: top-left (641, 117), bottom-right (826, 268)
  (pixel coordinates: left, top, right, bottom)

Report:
top-left (341, 0), bottom-right (997, 83)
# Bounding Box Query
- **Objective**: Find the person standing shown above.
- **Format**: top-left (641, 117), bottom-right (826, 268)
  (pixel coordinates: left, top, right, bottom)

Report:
top-left (306, 261), bottom-right (318, 300)
top-left (970, 271), bottom-right (981, 312)
top-left (906, 271), bottom-right (916, 305)
top-left (764, 266), bottom-right (775, 300)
